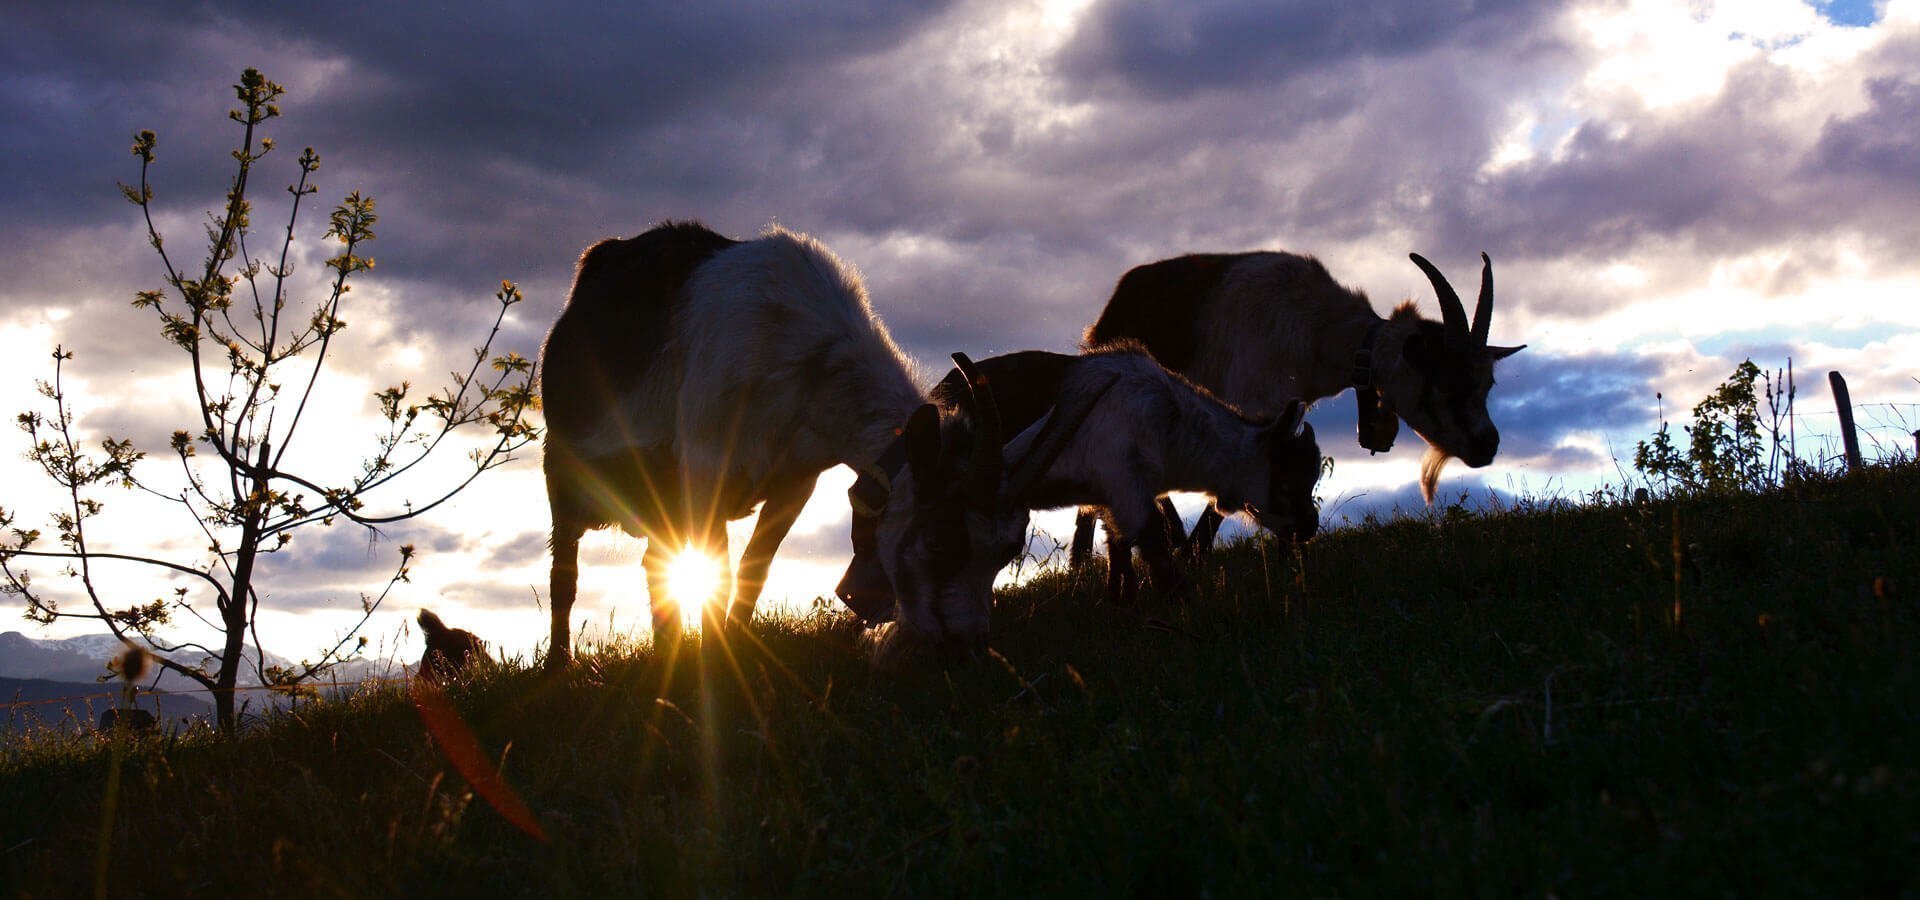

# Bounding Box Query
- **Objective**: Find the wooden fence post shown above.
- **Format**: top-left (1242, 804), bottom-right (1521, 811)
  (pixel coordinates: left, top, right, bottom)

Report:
top-left (1828, 370), bottom-right (1863, 471)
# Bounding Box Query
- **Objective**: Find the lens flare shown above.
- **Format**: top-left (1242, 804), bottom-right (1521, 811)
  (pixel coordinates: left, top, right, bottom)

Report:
top-left (665, 548), bottom-right (723, 614)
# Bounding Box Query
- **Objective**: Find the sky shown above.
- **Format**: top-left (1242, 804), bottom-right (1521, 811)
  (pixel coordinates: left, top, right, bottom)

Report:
top-left (3, 0), bottom-right (1917, 668)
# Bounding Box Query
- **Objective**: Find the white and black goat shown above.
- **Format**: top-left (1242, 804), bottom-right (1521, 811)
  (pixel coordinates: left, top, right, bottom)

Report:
top-left (539, 222), bottom-right (1082, 668)
top-left (839, 345), bottom-right (1323, 608)
top-left (1074, 251), bottom-right (1525, 568)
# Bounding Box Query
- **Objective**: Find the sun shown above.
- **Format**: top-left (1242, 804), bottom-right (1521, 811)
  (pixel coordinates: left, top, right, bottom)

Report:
top-left (664, 548), bottom-right (724, 613)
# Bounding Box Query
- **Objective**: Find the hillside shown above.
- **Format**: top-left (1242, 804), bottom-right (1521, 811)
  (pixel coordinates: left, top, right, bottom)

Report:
top-left (1, 463), bottom-right (1916, 897)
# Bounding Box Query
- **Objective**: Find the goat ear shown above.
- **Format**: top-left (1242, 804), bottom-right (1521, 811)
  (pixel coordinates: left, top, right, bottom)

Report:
top-left (904, 404), bottom-right (943, 494)
top-left (1487, 344), bottom-right (1526, 361)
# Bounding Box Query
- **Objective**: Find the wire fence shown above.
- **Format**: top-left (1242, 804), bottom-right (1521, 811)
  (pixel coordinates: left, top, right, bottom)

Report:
top-left (1, 673), bottom-right (423, 734)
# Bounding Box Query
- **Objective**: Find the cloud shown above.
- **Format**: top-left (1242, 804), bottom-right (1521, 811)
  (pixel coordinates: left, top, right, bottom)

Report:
top-left (1810, 72), bottom-right (1920, 181)
top-left (1055, 0), bottom-right (1561, 100)
top-left (8, 0), bottom-right (1920, 658)
top-left (1320, 473), bottom-right (1521, 527)
top-left (487, 530), bottom-right (550, 569)
top-left (1489, 350), bottom-right (1665, 456)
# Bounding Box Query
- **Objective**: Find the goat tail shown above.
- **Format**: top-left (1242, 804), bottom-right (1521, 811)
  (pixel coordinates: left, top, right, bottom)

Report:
top-left (1420, 445), bottom-right (1453, 505)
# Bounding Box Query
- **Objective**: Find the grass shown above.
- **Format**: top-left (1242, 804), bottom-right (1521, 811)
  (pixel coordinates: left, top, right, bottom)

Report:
top-left (3, 463), bottom-right (1917, 897)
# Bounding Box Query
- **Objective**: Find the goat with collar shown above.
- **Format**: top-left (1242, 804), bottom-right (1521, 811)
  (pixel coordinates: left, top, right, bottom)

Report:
top-left (1074, 249), bottom-right (1525, 574)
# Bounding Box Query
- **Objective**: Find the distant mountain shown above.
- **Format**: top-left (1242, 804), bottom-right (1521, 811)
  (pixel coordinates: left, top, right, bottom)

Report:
top-left (0, 631), bottom-right (406, 716)
top-left (0, 676), bottom-right (216, 735)
top-left (0, 630), bottom-right (115, 682)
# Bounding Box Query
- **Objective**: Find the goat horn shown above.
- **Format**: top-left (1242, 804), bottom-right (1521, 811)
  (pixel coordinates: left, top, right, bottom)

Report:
top-left (951, 353), bottom-right (1003, 512)
top-left (1470, 252), bottom-right (1493, 347)
top-left (1410, 253), bottom-right (1469, 348)
top-left (1001, 372), bottom-right (1121, 505)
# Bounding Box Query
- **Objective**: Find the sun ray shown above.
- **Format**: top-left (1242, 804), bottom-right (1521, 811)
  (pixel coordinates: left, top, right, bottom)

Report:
top-left (663, 546), bottom-right (724, 630)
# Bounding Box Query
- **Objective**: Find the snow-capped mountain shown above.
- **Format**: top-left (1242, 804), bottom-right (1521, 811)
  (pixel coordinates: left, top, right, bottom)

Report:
top-left (0, 630), bottom-right (400, 697)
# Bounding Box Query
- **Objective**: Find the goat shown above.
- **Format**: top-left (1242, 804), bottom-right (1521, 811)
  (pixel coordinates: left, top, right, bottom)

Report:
top-left (540, 223), bottom-right (1086, 668)
top-left (417, 609), bottom-right (487, 683)
top-left (839, 345), bottom-right (1321, 608)
top-left (1075, 250), bottom-right (1524, 572)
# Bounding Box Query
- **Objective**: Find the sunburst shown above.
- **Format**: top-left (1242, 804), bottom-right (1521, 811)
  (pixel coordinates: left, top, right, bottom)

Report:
top-left (664, 547), bottom-right (724, 625)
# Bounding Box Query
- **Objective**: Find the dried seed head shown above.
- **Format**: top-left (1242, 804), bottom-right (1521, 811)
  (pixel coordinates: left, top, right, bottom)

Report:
top-left (116, 644), bottom-right (150, 683)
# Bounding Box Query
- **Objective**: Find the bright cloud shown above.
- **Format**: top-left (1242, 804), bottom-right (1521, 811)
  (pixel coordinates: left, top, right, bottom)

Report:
top-left (2, 0), bottom-right (1916, 665)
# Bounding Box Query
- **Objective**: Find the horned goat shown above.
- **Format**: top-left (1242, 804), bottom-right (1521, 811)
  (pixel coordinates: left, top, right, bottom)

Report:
top-left (839, 345), bottom-right (1322, 608)
top-left (540, 222), bottom-right (1084, 668)
top-left (1075, 250), bottom-right (1524, 571)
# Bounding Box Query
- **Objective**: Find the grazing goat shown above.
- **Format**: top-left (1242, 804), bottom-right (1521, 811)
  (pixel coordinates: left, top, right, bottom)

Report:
top-left (417, 609), bottom-right (487, 683)
top-left (541, 223), bottom-right (1085, 668)
top-left (840, 345), bottom-right (1322, 608)
top-left (1075, 250), bottom-right (1524, 570)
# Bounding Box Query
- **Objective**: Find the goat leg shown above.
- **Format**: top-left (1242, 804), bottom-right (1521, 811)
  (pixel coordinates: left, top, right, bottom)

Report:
top-left (642, 539), bottom-right (682, 647)
top-left (1069, 507), bottom-right (1098, 569)
top-left (545, 520), bottom-right (584, 672)
top-left (1136, 522), bottom-right (1190, 603)
top-left (699, 518), bottom-right (734, 637)
top-left (1157, 496), bottom-right (1188, 548)
top-left (1105, 531), bottom-right (1139, 605)
top-left (1183, 506), bottom-right (1224, 566)
top-left (726, 473), bottom-right (817, 634)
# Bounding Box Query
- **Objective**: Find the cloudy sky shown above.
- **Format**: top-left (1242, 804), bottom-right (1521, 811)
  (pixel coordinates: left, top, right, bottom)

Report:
top-left (4, 0), bottom-right (1917, 666)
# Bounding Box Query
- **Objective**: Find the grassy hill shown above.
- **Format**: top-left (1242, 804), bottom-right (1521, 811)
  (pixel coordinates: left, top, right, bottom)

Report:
top-left (2, 464), bottom-right (1916, 897)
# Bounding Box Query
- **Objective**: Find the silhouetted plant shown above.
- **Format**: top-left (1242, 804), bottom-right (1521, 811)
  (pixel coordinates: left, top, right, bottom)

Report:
top-left (0, 69), bottom-right (540, 730)
top-left (1634, 359), bottom-right (1781, 496)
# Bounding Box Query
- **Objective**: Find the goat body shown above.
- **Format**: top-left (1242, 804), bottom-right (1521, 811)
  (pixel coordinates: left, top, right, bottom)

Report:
top-left (1005, 346), bottom-right (1320, 601)
top-left (542, 223), bottom-right (1059, 666)
top-left (1078, 250), bottom-right (1523, 570)
top-left (848, 346), bottom-right (1320, 604)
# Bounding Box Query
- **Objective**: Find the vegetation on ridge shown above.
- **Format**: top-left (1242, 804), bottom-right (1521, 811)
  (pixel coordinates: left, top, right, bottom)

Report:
top-left (3, 459), bottom-right (1916, 897)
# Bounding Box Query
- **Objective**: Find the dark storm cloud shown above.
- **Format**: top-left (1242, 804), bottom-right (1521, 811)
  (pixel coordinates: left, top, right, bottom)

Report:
top-left (1810, 73), bottom-right (1920, 181)
top-left (1447, 37), bottom-right (1920, 274)
top-left (1056, 0), bottom-right (1560, 100)
top-left (6, 0), bottom-right (1919, 520)
top-left (0, 0), bottom-right (958, 355)
top-left (0, 6), bottom-right (251, 226)
top-left (1488, 350), bottom-right (1663, 458)
top-left (1448, 64), bottom-right (1802, 262)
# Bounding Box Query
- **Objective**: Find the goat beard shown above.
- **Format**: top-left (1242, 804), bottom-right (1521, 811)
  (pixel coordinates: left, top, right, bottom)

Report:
top-left (1420, 445), bottom-right (1453, 505)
